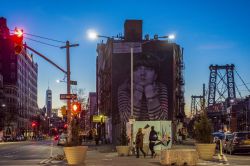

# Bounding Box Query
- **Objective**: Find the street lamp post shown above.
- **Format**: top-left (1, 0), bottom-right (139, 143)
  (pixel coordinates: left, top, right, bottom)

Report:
top-left (24, 41), bottom-right (79, 144)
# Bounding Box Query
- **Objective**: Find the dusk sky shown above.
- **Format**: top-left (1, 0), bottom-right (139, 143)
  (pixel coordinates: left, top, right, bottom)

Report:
top-left (1, 0), bottom-right (250, 115)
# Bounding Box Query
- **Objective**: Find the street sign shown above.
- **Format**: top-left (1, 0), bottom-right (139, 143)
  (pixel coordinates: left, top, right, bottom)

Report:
top-left (70, 80), bottom-right (77, 85)
top-left (60, 94), bottom-right (77, 100)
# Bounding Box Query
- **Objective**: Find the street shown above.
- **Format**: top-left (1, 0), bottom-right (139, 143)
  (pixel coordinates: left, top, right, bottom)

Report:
top-left (0, 140), bottom-right (63, 166)
top-left (224, 153), bottom-right (250, 166)
top-left (1, 141), bottom-right (250, 165)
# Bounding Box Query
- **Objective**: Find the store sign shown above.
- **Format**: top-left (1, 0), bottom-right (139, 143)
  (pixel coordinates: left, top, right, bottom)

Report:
top-left (92, 115), bottom-right (107, 123)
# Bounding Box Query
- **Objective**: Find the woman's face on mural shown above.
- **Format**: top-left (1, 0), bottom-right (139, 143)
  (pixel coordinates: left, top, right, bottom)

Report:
top-left (133, 66), bottom-right (156, 86)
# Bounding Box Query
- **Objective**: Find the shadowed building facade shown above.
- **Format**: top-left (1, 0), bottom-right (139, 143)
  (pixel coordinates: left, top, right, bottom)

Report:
top-left (0, 17), bottom-right (38, 137)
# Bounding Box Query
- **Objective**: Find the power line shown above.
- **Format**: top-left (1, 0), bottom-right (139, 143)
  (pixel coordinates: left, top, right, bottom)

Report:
top-left (24, 37), bottom-right (61, 48)
top-left (10, 29), bottom-right (65, 43)
top-left (24, 33), bottom-right (65, 43)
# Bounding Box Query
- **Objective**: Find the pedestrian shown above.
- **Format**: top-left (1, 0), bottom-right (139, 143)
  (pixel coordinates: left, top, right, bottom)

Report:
top-left (88, 129), bottom-right (93, 141)
top-left (135, 128), bottom-right (146, 158)
top-left (177, 129), bottom-right (182, 144)
top-left (149, 126), bottom-right (158, 158)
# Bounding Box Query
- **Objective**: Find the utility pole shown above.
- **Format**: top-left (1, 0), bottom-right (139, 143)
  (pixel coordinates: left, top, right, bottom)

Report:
top-left (61, 41), bottom-right (79, 144)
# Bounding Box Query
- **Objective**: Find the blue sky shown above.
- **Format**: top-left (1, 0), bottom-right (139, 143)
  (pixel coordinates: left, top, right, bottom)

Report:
top-left (1, 0), bottom-right (250, 115)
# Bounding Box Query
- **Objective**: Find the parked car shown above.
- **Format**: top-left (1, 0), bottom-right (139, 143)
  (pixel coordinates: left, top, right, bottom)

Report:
top-left (16, 135), bottom-right (25, 141)
top-left (3, 135), bottom-right (13, 142)
top-left (225, 131), bottom-right (250, 155)
top-left (57, 133), bottom-right (67, 146)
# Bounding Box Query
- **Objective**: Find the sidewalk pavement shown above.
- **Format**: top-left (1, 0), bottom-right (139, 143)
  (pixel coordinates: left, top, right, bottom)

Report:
top-left (48, 139), bottom-right (227, 166)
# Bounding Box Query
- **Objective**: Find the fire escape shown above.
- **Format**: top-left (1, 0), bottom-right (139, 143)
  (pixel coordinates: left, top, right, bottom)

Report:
top-left (176, 47), bottom-right (185, 120)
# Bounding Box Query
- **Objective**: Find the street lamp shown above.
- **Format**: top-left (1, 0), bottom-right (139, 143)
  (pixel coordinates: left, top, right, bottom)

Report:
top-left (153, 34), bottom-right (176, 41)
top-left (87, 30), bottom-right (110, 40)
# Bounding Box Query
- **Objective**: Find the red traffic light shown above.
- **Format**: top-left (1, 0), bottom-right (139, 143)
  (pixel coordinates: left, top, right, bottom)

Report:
top-left (31, 121), bottom-right (37, 128)
top-left (14, 28), bottom-right (23, 38)
top-left (71, 102), bottom-right (81, 115)
top-left (12, 28), bottom-right (23, 55)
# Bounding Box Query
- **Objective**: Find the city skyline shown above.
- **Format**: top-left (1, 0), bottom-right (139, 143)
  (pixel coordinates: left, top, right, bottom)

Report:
top-left (1, 0), bottom-right (250, 115)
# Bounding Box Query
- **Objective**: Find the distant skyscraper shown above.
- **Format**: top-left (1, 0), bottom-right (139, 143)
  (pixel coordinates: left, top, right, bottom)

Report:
top-left (46, 87), bottom-right (52, 117)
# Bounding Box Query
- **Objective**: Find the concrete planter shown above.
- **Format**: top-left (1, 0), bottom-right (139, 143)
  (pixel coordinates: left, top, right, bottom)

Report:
top-left (195, 143), bottom-right (216, 160)
top-left (161, 149), bottom-right (198, 166)
top-left (63, 146), bottom-right (88, 165)
top-left (116, 146), bottom-right (130, 156)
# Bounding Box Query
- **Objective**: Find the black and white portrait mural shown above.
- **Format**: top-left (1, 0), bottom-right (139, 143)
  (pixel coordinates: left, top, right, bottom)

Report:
top-left (112, 42), bottom-right (175, 124)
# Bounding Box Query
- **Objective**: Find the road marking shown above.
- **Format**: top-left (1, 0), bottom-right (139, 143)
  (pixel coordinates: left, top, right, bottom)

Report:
top-left (39, 158), bottom-right (49, 164)
top-left (39, 158), bottom-right (54, 164)
top-left (223, 155), bottom-right (228, 162)
top-left (102, 158), bottom-right (112, 161)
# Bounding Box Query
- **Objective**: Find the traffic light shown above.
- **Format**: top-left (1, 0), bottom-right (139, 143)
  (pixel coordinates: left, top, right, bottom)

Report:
top-left (12, 27), bottom-right (23, 54)
top-left (31, 121), bottom-right (37, 128)
top-left (71, 102), bottom-right (81, 115)
top-left (60, 106), bottom-right (67, 116)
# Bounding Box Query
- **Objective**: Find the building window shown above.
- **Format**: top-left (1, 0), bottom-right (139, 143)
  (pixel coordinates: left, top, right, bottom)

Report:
top-left (11, 72), bottom-right (15, 79)
top-left (11, 63), bottom-right (15, 70)
top-left (11, 54), bottom-right (15, 60)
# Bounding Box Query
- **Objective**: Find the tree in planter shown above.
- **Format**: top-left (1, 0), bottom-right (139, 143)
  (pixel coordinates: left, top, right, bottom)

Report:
top-left (66, 116), bottom-right (81, 146)
top-left (116, 124), bottom-right (130, 156)
top-left (194, 113), bottom-right (216, 160)
top-left (194, 113), bottom-right (213, 143)
top-left (63, 115), bottom-right (88, 165)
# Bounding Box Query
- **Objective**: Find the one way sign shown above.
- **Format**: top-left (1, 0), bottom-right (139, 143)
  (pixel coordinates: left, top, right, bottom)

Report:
top-left (60, 94), bottom-right (77, 100)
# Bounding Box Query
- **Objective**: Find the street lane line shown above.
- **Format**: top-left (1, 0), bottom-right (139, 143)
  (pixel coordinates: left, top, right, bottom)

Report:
top-left (39, 158), bottom-right (48, 164)
top-left (223, 155), bottom-right (228, 162)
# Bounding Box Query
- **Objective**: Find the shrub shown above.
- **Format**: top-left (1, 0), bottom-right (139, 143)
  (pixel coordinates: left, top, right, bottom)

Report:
top-left (117, 124), bottom-right (129, 146)
top-left (194, 113), bottom-right (213, 143)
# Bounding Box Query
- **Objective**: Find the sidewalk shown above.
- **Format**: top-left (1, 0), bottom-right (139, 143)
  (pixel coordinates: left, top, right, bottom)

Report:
top-left (49, 139), bottom-right (226, 166)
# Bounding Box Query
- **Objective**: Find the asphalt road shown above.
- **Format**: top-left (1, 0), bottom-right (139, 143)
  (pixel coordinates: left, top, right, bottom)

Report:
top-left (224, 152), bottom-right (250, 166)
top-left (0, 141), bottom-right (250, 166)
top-left (0, 140), bottom-right (64, 166)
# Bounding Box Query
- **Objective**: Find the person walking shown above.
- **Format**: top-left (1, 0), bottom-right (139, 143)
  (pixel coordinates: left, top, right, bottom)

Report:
top-left (149, 126), bottom-right (158, 158)
top-left (177, 129), bottom-right (182, 144)
top-left (135, 128), bottom-right (146, 158)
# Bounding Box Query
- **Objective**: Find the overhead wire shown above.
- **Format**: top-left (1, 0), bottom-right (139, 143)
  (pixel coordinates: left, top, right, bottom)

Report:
top-left (24, 36), bottom-right (61, 48)
top-left (10, 29), bottom-right (65, 44)
top-left (24, 32), bottom-right (66, 43)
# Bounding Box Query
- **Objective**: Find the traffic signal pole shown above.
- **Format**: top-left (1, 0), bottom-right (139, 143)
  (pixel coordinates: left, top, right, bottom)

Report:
top-left (61, 41), bottom-right (79, 144)
top-left (24, 41), bottom-right (79, 145)
top-left (24, 44), bottom-right (67, 74)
